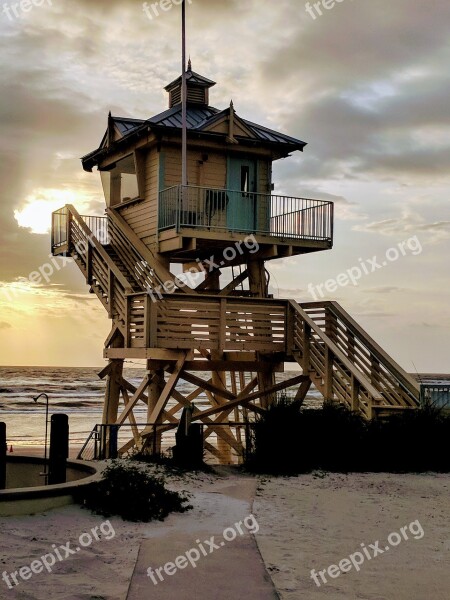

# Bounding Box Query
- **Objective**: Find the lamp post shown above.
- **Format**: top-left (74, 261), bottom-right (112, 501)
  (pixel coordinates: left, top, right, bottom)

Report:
top-left (33, 393), bottom-right (49, 485)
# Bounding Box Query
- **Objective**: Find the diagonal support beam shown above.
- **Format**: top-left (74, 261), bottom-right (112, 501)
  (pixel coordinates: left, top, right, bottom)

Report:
top-left (145, 354), bottom-right (187, 427)
top-left (122, 388), bottom-right (140, 447)
top-left (219, 269), bottom-right (249, 296)
top-left (179, 371), bottom-right (236, 401)
top-left (192, 374), bottom-right (309, 422)
top-left (117, 375), bottom-right (151, 425)
top-left (171, 390), bottom-right (243, 454)
top-left (295, 378), bottom-right (312, 406)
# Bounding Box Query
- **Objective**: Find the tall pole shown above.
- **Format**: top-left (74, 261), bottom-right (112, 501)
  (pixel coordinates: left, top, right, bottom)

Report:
top-left (181, 0), bottom-right (188, 209)
top-left (44, 395), bottom-right (49, 484)
top-left (33, 393), bottom-right (49, 485)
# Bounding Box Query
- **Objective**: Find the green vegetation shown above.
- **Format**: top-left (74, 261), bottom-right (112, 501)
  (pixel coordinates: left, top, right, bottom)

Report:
top-left (245, 399), bottom-right (450, 475)
top-left (78, 461), bottom-right (192, 522)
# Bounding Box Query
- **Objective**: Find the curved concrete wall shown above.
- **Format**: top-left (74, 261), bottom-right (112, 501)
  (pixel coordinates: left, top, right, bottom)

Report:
top-left (0, 456), bottom-right (101, 517)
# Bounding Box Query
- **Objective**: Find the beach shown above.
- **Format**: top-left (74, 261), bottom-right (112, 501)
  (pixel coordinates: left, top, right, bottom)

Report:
top-left (0, 460), bottom-right (449, 599)
top-left (0, 366), bottom-right (323, 456)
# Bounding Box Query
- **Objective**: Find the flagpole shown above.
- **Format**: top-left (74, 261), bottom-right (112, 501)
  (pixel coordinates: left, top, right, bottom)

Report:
top-left (181, 0), bottom-right (188, 201)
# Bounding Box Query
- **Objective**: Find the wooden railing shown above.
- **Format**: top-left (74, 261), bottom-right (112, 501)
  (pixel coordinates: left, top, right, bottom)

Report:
top-left (288, 300), bottom-right (387, 418)
top-left (299, 301), bottom-right (420, 411)
top-left (51, 206), bottom-right (419, 418)
top-left (51, 205), bottom-right (132, 326)
top-left (125, 294), bottom-right (287, 352)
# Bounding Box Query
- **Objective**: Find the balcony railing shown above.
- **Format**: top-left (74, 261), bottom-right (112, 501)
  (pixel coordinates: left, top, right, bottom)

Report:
top-left (51, 208), bottom-right (110, 251)
top-left (158, 185), bottom-right (333, 242)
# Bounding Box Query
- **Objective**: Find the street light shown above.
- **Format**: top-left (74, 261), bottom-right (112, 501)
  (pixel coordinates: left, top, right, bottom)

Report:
top-left (33, 393), bottom-right (49, 485)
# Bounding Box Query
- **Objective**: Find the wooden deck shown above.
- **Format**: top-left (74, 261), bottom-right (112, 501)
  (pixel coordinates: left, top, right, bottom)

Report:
top-left (52, 203), bottom-right (421, 460)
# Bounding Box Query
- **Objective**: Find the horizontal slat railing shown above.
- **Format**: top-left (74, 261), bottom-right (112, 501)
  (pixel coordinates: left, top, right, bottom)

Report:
top-left (300, 301), bottom-right (420, 409)
top-left (158, 185), bottom-right (333, 242)
top-left (126, 294), bottom-right (287, 351)
top-left (288, 300), bottom-right (384, 419)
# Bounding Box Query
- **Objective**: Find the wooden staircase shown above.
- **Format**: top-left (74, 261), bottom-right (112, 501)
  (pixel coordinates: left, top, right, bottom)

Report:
top-left (52, 204), bottom-right (421, 424)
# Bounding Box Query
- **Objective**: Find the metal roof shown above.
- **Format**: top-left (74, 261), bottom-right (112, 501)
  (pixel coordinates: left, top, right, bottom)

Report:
top-left (148, 105), bottom-right (221, 129)
top-left (114, 117), bottom-right (147, 135)
top-left (82, 104), bottom-right (306, 170)
top-left (108, 106), bottom-right (305, 148)
top-left (164, 70), bottom-right (217, 92)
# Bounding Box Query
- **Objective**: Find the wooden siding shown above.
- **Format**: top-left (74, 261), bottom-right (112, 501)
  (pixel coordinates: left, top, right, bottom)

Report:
top-left (117, 148), bottom-right (159, 247)
top-left (163, 147), bottom-right (227, 189)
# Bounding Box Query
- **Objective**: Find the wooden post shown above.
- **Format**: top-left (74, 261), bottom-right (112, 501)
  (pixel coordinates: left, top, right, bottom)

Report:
top-left (147, 367), bottom-right (165, 455)
top-left (248, 260), bottom-right (267, 297)
top-left (125, 294), bottom-right (130, 348)
top-left (302, 323), bottom-right (311, 374)
top-left (347, 331), bottom-right (356, 363)
top-left (211, 351), bottom-right (232, 464)
top-left (258, 362), bottom-right (276, 409)
top-left (0, 422), bottom-right (6, 490)
top-left (145, 294), bottom-right (158, 348)
top-left (102, 359), bottom-right (124, 458)
top-left (285, 302), bottom-right (294, 355)
top-left (219, 298), bottom-right (227, 350)
top-left (48, 414), bottom-right (69, 485)
top-left (351, 375), bottom-right (360, 412)
top-left (370, 356), bottom-right (381, 388)
top-left (324, 347), bottom-right (334, 403)
top-left (324, 305), bottom-right (336, 343)
top-left (87, 243), bottom-right (93, 285)
top-left (66, 208), bottom-right (72, 251)
top-left (108, 271), bottom-right (115, 319)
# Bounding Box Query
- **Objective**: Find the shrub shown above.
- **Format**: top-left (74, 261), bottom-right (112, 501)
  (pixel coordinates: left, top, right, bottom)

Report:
top-left (366, 405), bottom-right (450, 473)
top-left (245, 400), bottom-right (450, 475)
top-left (78, 462), bottom-right (192, 522)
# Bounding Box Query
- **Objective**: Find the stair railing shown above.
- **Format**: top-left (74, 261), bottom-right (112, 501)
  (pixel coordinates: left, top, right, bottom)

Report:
top-left (301, 301), bottom-right (420, 409)
top-left (63, 205), bottom-right (133, 322)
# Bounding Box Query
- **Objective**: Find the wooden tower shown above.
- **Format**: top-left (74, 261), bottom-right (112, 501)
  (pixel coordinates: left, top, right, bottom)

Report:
top-left (52, 63), bottom-right (421, 462)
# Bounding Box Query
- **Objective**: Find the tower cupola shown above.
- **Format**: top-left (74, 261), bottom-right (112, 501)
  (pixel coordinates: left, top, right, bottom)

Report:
top-left (164, 60), bottom-right (216, 108)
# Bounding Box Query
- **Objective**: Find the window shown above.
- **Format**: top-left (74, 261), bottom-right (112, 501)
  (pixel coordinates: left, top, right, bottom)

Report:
top-left (100, 154), bottom-right (140, 207)
top-left (241, 166), bottom-right (250, 195)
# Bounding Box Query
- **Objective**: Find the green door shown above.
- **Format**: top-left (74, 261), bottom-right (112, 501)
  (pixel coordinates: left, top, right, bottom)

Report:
top-left (227, 158), bottom-right (257, 231)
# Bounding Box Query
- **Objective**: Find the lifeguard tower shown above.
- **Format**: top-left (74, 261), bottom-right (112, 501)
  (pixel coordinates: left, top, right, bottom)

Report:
top-left (51, 62), bottom-right (420, 462)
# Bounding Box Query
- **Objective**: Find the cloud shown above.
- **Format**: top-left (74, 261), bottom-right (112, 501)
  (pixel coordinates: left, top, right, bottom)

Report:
top-left (354, 211), bottom-right (450, 242)
top-left (0, 0), bottom-right (448, 368)
top-left (0, 322), bottom-right (12, 329)
top-left (362, 286), bottom-right (407, 295)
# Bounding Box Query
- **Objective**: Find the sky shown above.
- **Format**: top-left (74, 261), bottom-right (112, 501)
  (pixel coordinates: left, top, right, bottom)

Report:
top-left (0, 0), bottom-right (449, 371)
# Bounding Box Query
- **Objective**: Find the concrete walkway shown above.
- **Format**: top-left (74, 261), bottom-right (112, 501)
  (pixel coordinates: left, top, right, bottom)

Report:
top-left (126, 476), bottom-right (279, 600)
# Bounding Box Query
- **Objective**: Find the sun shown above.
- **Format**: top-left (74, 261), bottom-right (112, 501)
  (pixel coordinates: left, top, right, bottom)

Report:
top-left (14, 189), bottom-right (92, 234)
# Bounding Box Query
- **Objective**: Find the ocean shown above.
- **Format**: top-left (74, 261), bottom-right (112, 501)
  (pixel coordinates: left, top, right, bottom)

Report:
top-left (0, 366), bottom-right (322, 452)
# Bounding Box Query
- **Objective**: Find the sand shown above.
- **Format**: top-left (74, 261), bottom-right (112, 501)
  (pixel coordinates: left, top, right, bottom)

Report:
top-left (0, 463), bottom-right (449, 599)
top-left (254, 472), bottom-right (450, 600)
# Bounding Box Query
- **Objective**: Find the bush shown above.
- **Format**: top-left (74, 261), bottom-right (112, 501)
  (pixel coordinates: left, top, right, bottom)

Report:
top-left (78, 462), bottom-right (192, 522)
top-left (245, 400), bottom-right (450, 475)
top-left (366, 405), bottom-right (450, 472)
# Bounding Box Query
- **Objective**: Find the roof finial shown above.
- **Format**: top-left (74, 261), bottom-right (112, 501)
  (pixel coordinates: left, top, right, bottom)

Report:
top-left (230, 99), bottom-right (234, 111)
top-left (187, 56), bottom-right (192, 72)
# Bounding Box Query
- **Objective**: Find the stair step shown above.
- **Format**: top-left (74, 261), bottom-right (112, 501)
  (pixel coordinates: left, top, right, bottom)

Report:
top-left (103, 244), bottom-right (143, 292)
